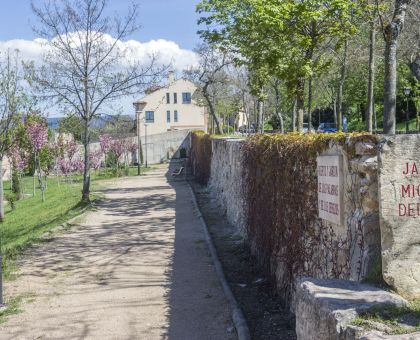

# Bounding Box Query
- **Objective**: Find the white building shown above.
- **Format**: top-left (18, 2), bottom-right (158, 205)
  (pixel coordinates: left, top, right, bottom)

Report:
top-left (133, 72), bottom-right (208, 138)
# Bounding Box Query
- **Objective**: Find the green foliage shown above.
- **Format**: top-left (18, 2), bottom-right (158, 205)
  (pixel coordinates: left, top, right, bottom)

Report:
top-left (0, 295), bottom-right (23, 323)
top-left (197, 0), bottom-right (366, 94)
top-left (11, 166), bottom-right (22, 199)
top-left (352, 300), bottom-right (420, 335)
top-left (4, 192), bottom-right (18, 210)
top-left (58, 115), bottom-right (84, 142)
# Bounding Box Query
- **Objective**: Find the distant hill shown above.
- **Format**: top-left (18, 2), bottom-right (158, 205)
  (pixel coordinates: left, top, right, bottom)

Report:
top-left (48, 115), bottom-right (135, 131)
top-left (47, 117), bottom-right (62, 130)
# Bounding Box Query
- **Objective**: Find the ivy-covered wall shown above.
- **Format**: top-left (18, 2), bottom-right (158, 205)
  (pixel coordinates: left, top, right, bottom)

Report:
top-left (191, 132), bottom-right (382, 302)
top-left (190, 132), bottom-right (212, 185)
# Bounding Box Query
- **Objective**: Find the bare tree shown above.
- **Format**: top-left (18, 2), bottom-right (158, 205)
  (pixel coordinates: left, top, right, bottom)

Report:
top-left (379, 0), bottom-right (413, 135)
top-left (0, 49), bottom-right (23, 306)
top-left (0, 50), bottom-right (22, 222)
top-left (366, 18), bottom-right (377, 133)
top-left (337, 39), bottom-right (349, 132)
top-left (185, 44), bottom-right (231, 135)
top-left (30, 0), bottom-right (164, 201)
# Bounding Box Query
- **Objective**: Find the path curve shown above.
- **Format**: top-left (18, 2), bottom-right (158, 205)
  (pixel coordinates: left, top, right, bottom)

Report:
top-left (0, 165), bottom-right (235, 340)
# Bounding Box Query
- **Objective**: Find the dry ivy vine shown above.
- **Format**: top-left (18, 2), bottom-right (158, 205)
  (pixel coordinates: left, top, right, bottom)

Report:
top-left (191, 131), bottom-right (379, 300)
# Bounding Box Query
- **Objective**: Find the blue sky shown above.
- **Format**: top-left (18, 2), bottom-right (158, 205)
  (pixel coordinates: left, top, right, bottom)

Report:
top-left (0, 0), bottom-right (201, 50)
top-left (0, 0), bottom-right (203, 117)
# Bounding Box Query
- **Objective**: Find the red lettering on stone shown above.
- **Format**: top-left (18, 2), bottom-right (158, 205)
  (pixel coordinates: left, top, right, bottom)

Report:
top-left (399, 204), bottom-right (406, 216)
top-left (413, 162), bottom-right (419, 175)
top-left (401, 184), bottom-right (411, 198)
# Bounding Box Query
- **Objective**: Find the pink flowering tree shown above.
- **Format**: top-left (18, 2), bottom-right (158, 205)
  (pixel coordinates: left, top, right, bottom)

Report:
top-left (56, 139), bottom-right (83, 178)
top-left (8, 146), bottom-right (29, 199)
top-left (110, 139), bottom-right (125, 171)
top-left (72, 157), bottom-right (85, 174)
top-left (89, 149), bottom-right (102, 171)
top-left (99, 134), bottom-right (112, 171)
top-left (27, 121), bottom-right (49, 202)
top-left (99, 134), bottom-right (112, 154)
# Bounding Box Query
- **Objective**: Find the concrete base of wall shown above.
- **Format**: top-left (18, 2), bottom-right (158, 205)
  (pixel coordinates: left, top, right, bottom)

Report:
top-left (295, 278), bottom-right (408, 340)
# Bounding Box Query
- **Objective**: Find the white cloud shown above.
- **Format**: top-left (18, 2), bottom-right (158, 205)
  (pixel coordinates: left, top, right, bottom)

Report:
top-left (0, 36), bottom-right (198, 71)
top-left (0, 38), bottom-right (47, 63)
top-left (124, 39), bottom-right (199, 70)
top-left (0, 36), bottom-right (198, 117)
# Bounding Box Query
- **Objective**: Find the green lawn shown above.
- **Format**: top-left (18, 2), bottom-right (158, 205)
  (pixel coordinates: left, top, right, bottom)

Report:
top-left (396, 118), bottom-right (420, 132)
top-left (0, 166), bottom-right (153, 273)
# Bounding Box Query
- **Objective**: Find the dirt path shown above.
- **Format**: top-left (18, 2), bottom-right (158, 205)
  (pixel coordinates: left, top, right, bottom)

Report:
top-left (0, 166), bottom-right (235, 340)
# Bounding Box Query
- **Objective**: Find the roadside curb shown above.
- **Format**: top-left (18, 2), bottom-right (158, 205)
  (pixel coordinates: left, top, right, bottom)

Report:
top-left (187, 182), bottom-right (251, 340)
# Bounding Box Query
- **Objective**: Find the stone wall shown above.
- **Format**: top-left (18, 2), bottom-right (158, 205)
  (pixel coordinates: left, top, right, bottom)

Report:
top-left (295, 278), bottom-right (408, 340)
top-left (143, 129), bottom-right (190, 164)
top-left (89, 129), bottom-right (191, 165)
top-left (208, 139), bottom-right (247, 235)
top-left (196, 133), bottom-right (420, 339)
top-left (205, 137), bottom-right (382, 294)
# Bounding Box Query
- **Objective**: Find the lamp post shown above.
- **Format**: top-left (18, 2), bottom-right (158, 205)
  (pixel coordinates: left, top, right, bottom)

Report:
top-left (137, 110), bottom-right (141, 176)
top-left (133, 103), bottom-right (142, 176)
top-left (144, 123), bottom-right (148, 168)
top-left (404, 87), bottom-right (411, 133)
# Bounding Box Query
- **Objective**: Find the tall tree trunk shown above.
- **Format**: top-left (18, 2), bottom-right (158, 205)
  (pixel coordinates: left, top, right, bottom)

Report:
top-left (333, 98), bottom-right (337, 126)
top-left (203, 83), bottom-right (222, 134)
top-left (258, 99), bottom-right (264, 133)
top-left (409, 54), bottom-right (420, 82)
top-left (0, 157), bottom-right (3, 306)
top-left (366, 21), bottom-right (376, 133)
top-left (409, 56), bottom-right (420, 131)
top-left (0, 157), bottom-right (4, 223)
top-left (292, 98), bottom-right (297, 132)
top-left (297, 78), bottom-right (305, 132)
top-left (204, 94), bottom-right (221, 134)
top-left (242, 93), bottom-right (251, 135)
top-left (82, 119), bottom-right (91, 202)
top-left (274, 81), bottom-right (284, 133)
top-left (33, 155), bottom-right (36, 197)
top-left (307, 77), bottom-right (313, 132)
top-left (36, 153), bottom-right (46, 202)
top-left (383, 0), bottom-right (411, 135)
top-left (337, 38), bottom-right (349, 132)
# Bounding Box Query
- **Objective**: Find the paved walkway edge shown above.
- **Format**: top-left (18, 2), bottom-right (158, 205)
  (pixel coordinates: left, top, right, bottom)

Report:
top-left (187, 183), bottom-right (251, 340)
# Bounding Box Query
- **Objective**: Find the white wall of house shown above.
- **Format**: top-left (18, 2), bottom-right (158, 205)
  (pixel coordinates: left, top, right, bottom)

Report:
top-left (134, 75), bottom-right (207, 139)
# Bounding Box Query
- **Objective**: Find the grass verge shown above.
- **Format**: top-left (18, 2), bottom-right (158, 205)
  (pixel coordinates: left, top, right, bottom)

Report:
top-left (1, 166), bottom-right (154, 276)
top-left (352, 299), bottom-right (420, 335)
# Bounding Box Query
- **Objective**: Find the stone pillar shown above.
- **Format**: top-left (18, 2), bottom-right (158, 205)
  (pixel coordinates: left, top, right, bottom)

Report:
top-left (378, 135), bottom-right (420, 298)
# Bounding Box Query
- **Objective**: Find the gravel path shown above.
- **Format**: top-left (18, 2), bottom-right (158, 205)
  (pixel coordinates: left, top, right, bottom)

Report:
top-left (0, 166), bottom-right (235, 340)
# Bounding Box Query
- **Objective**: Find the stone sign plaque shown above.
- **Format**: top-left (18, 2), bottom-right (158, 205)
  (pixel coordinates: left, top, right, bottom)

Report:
top-left (379, 135), bottom-right (420, 298)
top-left (317, 155), bottom-right (344, 225)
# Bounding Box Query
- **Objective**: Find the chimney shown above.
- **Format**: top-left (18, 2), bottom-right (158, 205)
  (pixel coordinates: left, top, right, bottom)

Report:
top-left (168, 70), bottom-right (174, 84)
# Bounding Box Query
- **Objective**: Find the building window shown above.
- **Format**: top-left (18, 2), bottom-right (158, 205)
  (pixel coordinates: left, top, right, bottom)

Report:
top-left (166, 93), bottom-right (170, 104)
top-left (145, 111), bottom-right (154, 123)
top-left (167, 110), bottom-right (171, 123)
top-left (174, 110), bottom-right (178, 122)
top-left (174, 93), bottom-right (178, 104)
top-left (182, 92), bottom-right (191, 104)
